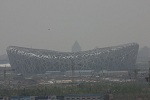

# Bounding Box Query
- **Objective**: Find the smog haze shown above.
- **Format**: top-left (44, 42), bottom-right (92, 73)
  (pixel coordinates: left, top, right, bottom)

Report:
top-left (0, 0), bottom-right (150, 55)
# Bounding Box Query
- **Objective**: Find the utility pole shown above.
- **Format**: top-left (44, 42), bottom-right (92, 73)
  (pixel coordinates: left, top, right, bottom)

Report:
top-left (148, 61), bottom-right (150, 84)
top-left (71, 59), bottom-right (75, 83)
top-left (145, 61), bottom-right (150, 85)
top-left (3, 66), bottom-right (6, 80)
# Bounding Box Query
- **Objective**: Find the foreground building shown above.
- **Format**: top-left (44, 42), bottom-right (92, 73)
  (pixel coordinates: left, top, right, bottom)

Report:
top-left (7, 43), bottom-right (139, 74)
top-left (0, 94), bottom-right (107, 100)
top-left (64, 94), bottom-right (105, 100)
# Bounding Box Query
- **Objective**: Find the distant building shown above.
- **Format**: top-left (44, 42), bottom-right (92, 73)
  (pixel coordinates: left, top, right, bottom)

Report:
top-left (138, 46), bottom-right (150, 58)
top-left (0, 54), bottom-right (9, 64)
top-left (137, 46), bottom-right (150, 63)
top-left (72, 41), bottom-right (82, 52)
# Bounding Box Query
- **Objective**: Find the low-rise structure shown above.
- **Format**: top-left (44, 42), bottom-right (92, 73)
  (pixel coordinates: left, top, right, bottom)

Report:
top-left (64, 94), bottom-right (104, 100)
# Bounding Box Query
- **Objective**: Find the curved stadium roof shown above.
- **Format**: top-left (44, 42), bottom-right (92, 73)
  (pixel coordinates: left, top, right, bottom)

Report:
top-left (7, 43), bottom-right (139, 74)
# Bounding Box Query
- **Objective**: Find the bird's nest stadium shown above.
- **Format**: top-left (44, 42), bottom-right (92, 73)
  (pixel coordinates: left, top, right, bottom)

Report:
top-left (7, 43), bottom-right (139, 74)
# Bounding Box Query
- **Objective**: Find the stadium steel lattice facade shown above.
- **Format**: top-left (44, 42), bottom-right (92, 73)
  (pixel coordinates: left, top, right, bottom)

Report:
top-left (7, 43), bottom-right (139, 74)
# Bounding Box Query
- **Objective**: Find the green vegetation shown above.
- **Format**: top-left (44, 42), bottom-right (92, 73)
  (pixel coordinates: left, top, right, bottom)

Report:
top-left (0, 82), bottom-right (150, 99)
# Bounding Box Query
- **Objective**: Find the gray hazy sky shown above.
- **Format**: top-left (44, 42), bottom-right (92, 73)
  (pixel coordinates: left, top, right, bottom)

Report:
top-left (0, 0), bottom-right (150, 55)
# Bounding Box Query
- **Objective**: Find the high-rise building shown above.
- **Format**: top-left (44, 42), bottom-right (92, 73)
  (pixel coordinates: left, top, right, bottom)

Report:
top-left (72, 41), bottom-right (82, 52)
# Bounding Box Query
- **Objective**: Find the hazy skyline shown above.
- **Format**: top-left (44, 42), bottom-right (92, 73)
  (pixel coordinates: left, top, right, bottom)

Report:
top-left (0, 0), bottom-right (150, 55)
